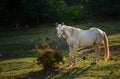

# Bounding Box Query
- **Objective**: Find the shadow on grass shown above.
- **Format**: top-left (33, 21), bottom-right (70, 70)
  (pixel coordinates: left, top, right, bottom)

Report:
top-left (24, 65), bottom-right (93, 79)
top-left (57, 65), bottom-right (93, 79)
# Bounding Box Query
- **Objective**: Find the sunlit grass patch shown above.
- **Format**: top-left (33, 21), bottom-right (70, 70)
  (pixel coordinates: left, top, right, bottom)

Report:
top-left (0, 58), bottom-right (40, 77)
top-left (108, 34), bottom-right (120, 45)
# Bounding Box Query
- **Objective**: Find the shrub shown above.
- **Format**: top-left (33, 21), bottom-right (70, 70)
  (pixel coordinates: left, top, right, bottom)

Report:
top-left (63, 5), bottom-right (85, 21)
top-left (33, 42), bottom-right (64, 70)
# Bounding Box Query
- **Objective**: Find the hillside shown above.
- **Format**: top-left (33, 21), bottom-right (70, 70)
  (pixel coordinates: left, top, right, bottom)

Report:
top-left (0, 22), bottom-right (120, 79)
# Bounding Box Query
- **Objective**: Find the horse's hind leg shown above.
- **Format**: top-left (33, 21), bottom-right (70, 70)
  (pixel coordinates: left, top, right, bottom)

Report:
top-left (92, 43), bottom-right (100, 65)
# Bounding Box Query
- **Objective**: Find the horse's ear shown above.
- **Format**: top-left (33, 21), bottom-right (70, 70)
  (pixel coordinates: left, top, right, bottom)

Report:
top-left (56, 22), bottom-right (58, 26)
top-left (62, 22), bottom-right (64, 26)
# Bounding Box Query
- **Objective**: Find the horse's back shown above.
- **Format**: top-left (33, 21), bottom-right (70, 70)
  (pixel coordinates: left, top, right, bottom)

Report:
top-left (89, 27), bottom-right (104, 34)
top-left (77, 27), bottom-right (104, 46)
top-left (90, 27), bottom-right (104, 38)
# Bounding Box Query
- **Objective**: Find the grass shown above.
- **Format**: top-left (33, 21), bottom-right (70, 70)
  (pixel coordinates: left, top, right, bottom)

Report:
top-left (0, 58), bottom-right (41, 78)
top-left (0, 25), bottom-right (56, 58)
top-left (0, 21), bottom-right (120, 79)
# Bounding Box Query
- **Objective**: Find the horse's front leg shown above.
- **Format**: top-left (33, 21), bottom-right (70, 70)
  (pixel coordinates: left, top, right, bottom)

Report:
top-left (67, 46), bottom-right (73, 66)
top-left (73, 46), bottom-right (78, 66)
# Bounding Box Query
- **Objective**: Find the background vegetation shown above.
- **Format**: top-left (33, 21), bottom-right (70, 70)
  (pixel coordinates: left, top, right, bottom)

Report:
top-left (0, 0), bottom-right (120, 28)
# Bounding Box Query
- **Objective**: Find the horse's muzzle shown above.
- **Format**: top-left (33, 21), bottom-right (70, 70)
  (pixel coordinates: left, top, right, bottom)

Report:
top-left (56, 38), bottom-right (62, 48)
top-left (58, 37), bottom-right (62, 42)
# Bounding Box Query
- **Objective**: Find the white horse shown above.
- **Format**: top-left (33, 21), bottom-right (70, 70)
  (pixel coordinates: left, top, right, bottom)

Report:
top-left (56, 23), bottom-right (110, 66)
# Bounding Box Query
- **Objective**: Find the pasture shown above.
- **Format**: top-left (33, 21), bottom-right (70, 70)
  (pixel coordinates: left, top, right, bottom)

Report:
top-left (0, 21), bottom-right (120, 79)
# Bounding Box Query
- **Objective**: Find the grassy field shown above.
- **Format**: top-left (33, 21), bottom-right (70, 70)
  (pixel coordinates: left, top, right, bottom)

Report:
top-left (0, 21), bottom-right (120, 79)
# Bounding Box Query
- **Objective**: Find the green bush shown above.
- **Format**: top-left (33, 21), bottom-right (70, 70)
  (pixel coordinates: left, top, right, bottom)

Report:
top-left (71, 5), bottom-right (84, 20)
top-left (63, 5), bottom-right (85, 21)
top-left (33, 42), bottom-right (64, 70)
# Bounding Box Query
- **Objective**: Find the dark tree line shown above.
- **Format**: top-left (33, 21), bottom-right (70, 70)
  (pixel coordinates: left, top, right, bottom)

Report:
top-left (0, 0), bottom-right (120, 28)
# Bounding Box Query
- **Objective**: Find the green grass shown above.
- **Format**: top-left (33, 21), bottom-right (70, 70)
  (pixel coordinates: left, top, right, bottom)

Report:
top-left (0, 25), bottom-right (56, 58)
top-left (0, 22), bottom-right (120, 79)
top-left (0, 58), bottom-right (41, 78)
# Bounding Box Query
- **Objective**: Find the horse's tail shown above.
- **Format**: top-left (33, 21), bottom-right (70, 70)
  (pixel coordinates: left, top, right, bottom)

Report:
top-left (103, 32), bottom-right (110, 61)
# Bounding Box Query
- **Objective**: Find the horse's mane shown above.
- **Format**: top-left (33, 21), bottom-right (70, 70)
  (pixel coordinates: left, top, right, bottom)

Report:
top-left (63, 25), bottom-right (79, 38)
top-left (63, 25), bottom-right (80, 30)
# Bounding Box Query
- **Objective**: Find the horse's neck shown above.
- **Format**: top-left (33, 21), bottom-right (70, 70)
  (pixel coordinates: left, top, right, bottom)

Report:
top-left (63, 26), bottom-right (74, 39)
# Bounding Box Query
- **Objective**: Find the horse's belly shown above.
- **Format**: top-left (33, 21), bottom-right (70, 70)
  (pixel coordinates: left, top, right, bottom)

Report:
top-left (79, 39), bottom-right (94, 47)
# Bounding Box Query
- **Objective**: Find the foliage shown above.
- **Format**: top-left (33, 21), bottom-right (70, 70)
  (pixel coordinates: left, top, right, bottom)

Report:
top-left (33, 42), bottom-right (64, 70)
top-left (86, 0), bottom-right (120, 17)
top-left (1, 0), bottom-right (120, 27)
top-left (65, 5), bottom-right (84, 21)
top-left (21, 0), bottom-right (66, 20)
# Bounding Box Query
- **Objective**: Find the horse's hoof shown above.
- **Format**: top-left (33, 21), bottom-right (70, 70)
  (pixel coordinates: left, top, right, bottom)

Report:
top-left (66, 64), bottom-right (71, 67)
top-left (91, 62), bottom-right (96, 65)
top-left (72, 65), bottom-right (76, 67)
top-left (72, 64), bottom-right (76, 67)
top-left (66, 65), bottom-right (70, 67)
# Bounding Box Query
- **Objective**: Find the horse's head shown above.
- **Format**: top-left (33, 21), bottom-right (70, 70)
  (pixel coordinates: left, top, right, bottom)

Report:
top-left (56, 22), bottom-right (64, 40)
